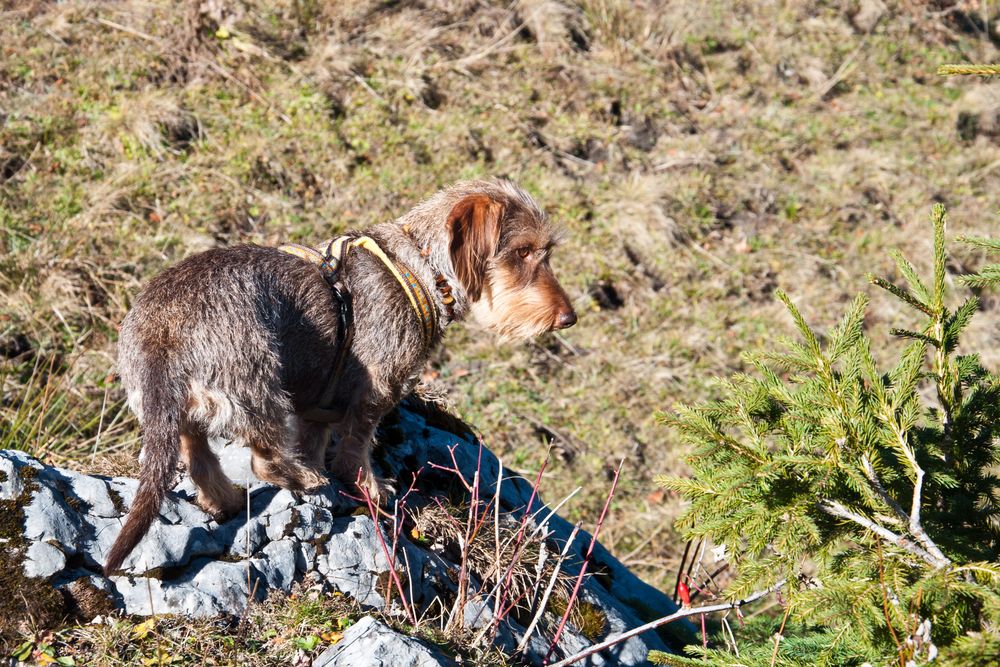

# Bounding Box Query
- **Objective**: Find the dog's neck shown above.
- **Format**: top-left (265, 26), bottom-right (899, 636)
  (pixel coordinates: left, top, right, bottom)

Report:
top-left (365, 215), bottom-right (471, 332)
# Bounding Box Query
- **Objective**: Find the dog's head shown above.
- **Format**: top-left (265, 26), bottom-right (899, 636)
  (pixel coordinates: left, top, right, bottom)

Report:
top-left (447, 181), bottom-right (576, 340)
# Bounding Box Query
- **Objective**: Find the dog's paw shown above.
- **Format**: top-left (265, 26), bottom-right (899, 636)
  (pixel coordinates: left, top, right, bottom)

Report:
top-left (358, 473), bottom-right (396, 505)
top-left (198, 484), bottom-right (244, 520)
top-left (300, 468), bottom-right (329, 492)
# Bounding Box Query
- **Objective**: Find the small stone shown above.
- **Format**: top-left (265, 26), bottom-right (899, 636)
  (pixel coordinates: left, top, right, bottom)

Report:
top-left (291, 505), bottom-right (333, 542)
top-left (851, 0), bottom-right (886, 33)
top-left (463, 599), bottom-right (493, 630)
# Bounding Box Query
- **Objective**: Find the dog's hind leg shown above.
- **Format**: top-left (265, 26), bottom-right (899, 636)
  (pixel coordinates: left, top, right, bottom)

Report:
top-left (246, 419), bottom-right (328, 492)
top-left (181, 424), bottom-right (243, 519)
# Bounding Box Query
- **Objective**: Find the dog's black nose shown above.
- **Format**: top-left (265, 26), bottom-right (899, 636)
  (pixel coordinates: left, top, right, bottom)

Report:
top-left (554, 309), bottom-right (577, 330)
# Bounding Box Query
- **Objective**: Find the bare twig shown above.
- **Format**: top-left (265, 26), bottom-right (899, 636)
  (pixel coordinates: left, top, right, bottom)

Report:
top-left (768, 602), bottom-right (792, 667)
top-left (516, 522), bottom-right (582, 654)
top-left (547, 580), bottom-right (788, 667)
top-left (491, 453), bottom-right (549, 631)
top-left (543, 458), bottom-right (624, 664)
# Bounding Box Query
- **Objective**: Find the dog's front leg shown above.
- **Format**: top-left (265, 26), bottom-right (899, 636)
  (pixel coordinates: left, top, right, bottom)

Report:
top-left (328, 407), bottom-right (394, 503)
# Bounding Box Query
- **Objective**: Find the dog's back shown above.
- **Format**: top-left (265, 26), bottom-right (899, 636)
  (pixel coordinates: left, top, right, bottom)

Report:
top-left (107, 245), bottom-right (342, 573)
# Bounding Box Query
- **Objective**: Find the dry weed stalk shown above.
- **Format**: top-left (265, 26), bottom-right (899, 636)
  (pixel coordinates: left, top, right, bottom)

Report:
top-left (542, 458), bottom-right (623, 664)
top-left (353, 468), bottom-right (419, 626)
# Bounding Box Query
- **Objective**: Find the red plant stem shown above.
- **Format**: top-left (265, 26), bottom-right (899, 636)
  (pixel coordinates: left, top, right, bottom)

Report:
top-left (543, 458), bottom-right (625, 665)
top-left (356, 469), bottom-right (417, 626)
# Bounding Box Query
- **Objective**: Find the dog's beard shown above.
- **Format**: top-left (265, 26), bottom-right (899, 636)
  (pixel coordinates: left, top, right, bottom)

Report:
top-left (469, 271), bottom-right (562, 342)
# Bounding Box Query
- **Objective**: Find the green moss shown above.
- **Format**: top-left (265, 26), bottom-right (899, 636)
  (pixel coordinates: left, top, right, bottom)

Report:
top-left (0, 466), bottom-right (70, 654)
top-left (547, 595), bottom-right (609, 642)
top-left (107, 487), bottom-right (126, 514)
top-left (67, 577), bottom-right (116, 619)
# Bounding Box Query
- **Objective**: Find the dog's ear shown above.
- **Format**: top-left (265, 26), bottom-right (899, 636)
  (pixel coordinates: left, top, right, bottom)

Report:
top-left (448, 194), bottom-right (503, 301)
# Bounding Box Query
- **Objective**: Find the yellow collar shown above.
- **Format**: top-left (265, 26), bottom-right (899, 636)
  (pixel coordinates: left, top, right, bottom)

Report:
top-left (278, 236), bottom-right (438, 347)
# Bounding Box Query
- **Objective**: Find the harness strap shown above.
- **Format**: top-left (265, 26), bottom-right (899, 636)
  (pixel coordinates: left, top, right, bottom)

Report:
top-left (277, 235), bottom-right (437, 422)
top-left (347, 236), bottom-right (437, 346)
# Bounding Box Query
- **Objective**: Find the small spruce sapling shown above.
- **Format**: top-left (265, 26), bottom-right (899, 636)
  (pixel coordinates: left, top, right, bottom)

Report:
top-left (653, 206), bottom-right (1000, 666)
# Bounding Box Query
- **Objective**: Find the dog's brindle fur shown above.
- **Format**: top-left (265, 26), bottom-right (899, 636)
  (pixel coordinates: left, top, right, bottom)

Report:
top-left (104, 179), bottom-right (576, 574)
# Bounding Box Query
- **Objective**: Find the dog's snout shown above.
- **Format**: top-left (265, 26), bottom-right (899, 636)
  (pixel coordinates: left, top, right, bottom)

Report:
top-left (554, 308), bottom-right (577, 330)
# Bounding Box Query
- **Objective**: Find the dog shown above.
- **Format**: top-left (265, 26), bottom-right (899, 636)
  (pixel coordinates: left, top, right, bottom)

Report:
top-left (103, 178), bottom-right (577, 574)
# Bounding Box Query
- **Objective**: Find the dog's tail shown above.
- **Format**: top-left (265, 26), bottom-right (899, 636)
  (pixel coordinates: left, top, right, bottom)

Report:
top-left (104, 356), bottom-right (181, 576)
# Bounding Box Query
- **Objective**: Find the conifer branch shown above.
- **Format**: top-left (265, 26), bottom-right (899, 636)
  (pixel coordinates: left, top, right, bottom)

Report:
top-left (868, 275), bottom-right (934, 315)
top-left (546, 580), bottom-right (788, 667)
top-left (819, 499), bottom-right (946, 568)
top-left (906, 464), bottom-right (950, 569)
top-left (875, 390), bottom-right (952, 569)
top-left (860, 454), bottom-right (909, 521)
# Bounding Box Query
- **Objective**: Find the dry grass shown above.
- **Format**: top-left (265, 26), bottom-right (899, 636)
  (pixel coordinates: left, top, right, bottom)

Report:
top-left (3, 0), bottom-right (999, 607)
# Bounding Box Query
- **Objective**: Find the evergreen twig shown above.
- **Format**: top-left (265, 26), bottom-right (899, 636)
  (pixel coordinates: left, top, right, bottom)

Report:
top-left (937, 64), bottom-right (1000, 76)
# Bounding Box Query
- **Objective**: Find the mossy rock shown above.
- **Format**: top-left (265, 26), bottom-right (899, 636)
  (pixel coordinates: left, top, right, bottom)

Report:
top-left (0, 465), bottom-right (72, 653)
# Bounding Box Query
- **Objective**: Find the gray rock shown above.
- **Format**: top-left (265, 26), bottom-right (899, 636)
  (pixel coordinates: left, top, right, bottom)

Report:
top-left (0, 454), bottom-right (26, 500)
top-left (220, 517), bottom-right (268, 558)
top-left (158, 494), bottom-right (213, 526)
top-left (119, 522), bottom-right (221, 573)
top-left (215, 440), bottom-right (258, 484)
top-left (24, 540), bottom-right (66, 579)
top-left (111, 558), bottom-right (259, 616)
top-left (290, 504), bottom-right (333, 541)
top-left (251, 487), bottom-right (297, 517)
top-left (297, 542), bottom-right (317, 572)
top-left (76, 514), bottom-right (123, 568)
top-left (265, 507), bottom-right (298, 541)
top-left (67, 473), bottom-right (119, 517)
top-left (316, 515), bottom-right (391, 608)
top-left (312, 616), bottom-right (450, 667)
top-left (24, 485), bottom-right (80, 553)
top-left (256, 539), bottom-right (297, 590)
top-left (0, 404), bottom-right (690, 664)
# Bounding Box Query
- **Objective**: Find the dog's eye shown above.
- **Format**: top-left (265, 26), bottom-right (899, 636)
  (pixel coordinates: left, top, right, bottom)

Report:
top-left (516, 247), bottom-right (532, 259)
